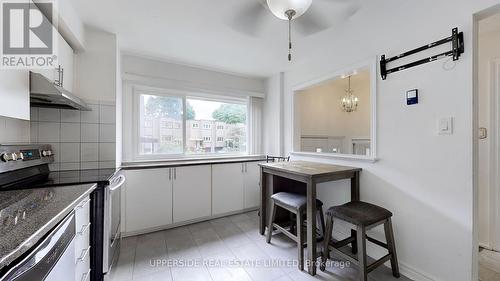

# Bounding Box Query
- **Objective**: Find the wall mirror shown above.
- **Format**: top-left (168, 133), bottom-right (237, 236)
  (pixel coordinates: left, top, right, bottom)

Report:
top-left (292, 60), bottom-right (377, 160)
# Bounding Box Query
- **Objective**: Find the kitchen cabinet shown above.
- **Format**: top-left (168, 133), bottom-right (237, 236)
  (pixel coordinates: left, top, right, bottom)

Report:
top-left (212, 163), bottom-right (244, 215)
top-left (172, 165), bottom-right (211, 223)
top-left (243, 161), bottom-right (263, 209)
top-left (31, 12), bottom-right (74, 92)
top-left (0, 70), bottom-right (30, 120)
top-left (123, 168), bottom-right (172, 233)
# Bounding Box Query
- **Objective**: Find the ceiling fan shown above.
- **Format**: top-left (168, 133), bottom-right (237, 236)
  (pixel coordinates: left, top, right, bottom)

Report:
top-left (231, 0), bottom-right (359, 61)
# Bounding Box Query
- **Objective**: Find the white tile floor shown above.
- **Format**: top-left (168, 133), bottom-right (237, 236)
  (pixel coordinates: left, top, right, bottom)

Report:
top-left (106, 211), bottom-right (411, 281)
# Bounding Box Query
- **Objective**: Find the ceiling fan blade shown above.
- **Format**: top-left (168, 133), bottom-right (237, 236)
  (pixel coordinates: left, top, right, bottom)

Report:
top-left (294, 4), bottom-right (330, 36)
top-left (230, 1), bottom-right (269, 37)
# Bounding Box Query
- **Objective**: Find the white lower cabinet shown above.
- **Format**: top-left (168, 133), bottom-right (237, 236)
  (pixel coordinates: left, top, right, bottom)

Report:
top-left (212, 163), bottom-right (245, 215)
top-left (244, 162), bottom-right (263, 209)
top-left (124, 168), bottom-right (172, 233)
top-left (172, 165), bottom-right (212, 223)
top-left (74, 196), bottom-right (91, 281)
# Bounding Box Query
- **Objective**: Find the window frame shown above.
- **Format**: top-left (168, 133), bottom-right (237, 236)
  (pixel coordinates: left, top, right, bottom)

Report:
top-left (132, 86), bottom-right (250, 161)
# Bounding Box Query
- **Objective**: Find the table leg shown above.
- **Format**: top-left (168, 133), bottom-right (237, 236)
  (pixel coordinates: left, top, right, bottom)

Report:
top-left (350, 171), bottom-right (360, 253)
top-left (259, 169), bottom-right (267, 235)
top-left (306, 180), bottom-right (317, 275)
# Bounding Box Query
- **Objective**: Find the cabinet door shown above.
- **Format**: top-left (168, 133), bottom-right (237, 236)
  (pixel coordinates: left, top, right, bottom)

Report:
top-left (0, 70), bottom-right (29, 120)
top-left (57, 34), bottom-right (74, 91)
top-left (212, 163), bottom-right (244, 215)
top-left (124, 168), bottom-right (172, 233)
top-left (244, 162), bottom-right (263, 209)
top-left (173, 165), bottom-right (211, 223)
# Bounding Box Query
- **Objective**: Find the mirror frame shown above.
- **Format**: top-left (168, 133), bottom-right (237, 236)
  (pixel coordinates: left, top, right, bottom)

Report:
top-left (291, 58), bottom-right (378, 162)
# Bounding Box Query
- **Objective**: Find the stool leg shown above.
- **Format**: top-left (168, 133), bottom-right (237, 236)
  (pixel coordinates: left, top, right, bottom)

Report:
top-left (290, 212), bottom-right (296, 235)
top-left (356, 226), bottom-right (367, 281)
top-left (351, 229), bottom-right (358, 254)
top-left (297, 210), bottom-right (304, 271)
top-left (266, 200), bottom-right (276, 244)
top-left (320, 214), bottom-right (333, 272)
top-left (384, 218), bottom-right (400, 278)
top-left (318, 205), bottom-right (326, 237)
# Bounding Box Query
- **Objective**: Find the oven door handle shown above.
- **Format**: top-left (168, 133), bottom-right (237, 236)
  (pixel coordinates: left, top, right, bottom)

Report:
top-left (109, 175), bottom-right (125, 191)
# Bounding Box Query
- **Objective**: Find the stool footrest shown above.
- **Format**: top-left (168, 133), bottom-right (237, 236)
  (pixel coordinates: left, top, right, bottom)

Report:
top-left (367, 254), bottom-right (392, 273)
top-left (366, 235), bottom-right (388, 249)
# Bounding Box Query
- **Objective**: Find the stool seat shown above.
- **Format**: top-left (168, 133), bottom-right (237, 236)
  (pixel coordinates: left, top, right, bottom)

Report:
top-left (271, 192), bottom-right (323, 211)
top-left (326, 201), bottom-right (392, 226)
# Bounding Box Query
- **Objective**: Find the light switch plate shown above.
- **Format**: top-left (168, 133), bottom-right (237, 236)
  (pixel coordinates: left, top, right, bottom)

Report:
top-left (438, 117), bottom-right (453, 135)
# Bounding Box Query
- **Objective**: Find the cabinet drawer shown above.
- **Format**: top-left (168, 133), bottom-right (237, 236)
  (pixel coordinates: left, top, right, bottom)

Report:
top-left (74, 221), bottom-right (90, 261)
top-left (75, 247), bottom-right (91, 281)
top-left (75, 196), bottom-right (90, 228)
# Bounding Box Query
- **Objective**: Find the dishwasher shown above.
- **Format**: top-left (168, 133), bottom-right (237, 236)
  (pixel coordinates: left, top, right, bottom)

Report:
top-left (0, 212), bottom-right (76, 281)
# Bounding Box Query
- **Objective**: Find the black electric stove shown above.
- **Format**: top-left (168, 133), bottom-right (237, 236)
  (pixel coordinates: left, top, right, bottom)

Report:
top-left (0, 144), bottom-right (114, 281)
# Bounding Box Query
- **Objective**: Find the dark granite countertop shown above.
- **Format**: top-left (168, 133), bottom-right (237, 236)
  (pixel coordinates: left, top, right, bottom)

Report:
top-left (0, 184), bottom-right (96, 270)
top-left (121, 155), bottom-right (266, 170)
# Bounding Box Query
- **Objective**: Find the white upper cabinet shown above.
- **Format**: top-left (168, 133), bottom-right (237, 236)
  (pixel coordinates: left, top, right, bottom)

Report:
top-left (0, 70), bottom-right (30, 120)
top-left (123, 168), bottom-right (172, 234)
top-left (172, 165), bottom-right (212, 223)
top-left (212, 163), bottom-right (245, 215)
top-left (243, 162), bottom-right (262, 209)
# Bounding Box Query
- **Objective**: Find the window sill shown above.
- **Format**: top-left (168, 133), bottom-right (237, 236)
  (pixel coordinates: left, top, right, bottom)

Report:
top-left (121, 154), bottom-right (266, 169)
top-left (290, 151), bottom-right (378, 163)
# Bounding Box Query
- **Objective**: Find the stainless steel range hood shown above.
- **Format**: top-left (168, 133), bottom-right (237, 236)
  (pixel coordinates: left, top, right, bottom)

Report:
top-left (29, 72), bottom-right (91, 111)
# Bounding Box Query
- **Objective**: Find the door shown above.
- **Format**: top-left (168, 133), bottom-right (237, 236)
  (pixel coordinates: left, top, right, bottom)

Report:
top-left (124, 168), bottom-right (172, 233)
top-left (490, 59), bottom-right (500, 251)
top-left (212, 163), bottom-right (244, 215)
top-left (244, 162), bottom-right (262, 209)
top-left (173, 165), bottom-right (211, 223)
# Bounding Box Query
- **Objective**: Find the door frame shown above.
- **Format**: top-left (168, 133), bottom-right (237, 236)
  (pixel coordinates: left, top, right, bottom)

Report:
top-left (489, 58), bottom-right (500, 251)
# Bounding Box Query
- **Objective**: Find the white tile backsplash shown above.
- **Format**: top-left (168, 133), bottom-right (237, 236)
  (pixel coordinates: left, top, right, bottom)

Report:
top-left (99, 105), bottom-right (116, 124)
top-left (30, 102), bottom-right (116, 171)
top-left (38, 122), bottom-right (60, 143)
top-left (60, 143), bottom-right (80, 162)
top-left (99, 143), bottom-right (116, 161)
top-left (81, 123), bottom-right (99, 142)
top-left (99, 124), bottom-right (116, 143)
top-left (60, 123), bottom-right (81, 142)
top-left (81, 104), bottom-right (99, 123)
top-left (81, 143), bottom-right (98, 162)
top-left (61, 110), bottom-right (81, 123)
top-left (38, 108), bottom-right (60, 122)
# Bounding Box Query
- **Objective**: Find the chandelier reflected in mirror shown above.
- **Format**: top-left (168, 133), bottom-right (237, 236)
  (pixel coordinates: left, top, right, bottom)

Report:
top-left (341, 75), bottom-right (359, 113)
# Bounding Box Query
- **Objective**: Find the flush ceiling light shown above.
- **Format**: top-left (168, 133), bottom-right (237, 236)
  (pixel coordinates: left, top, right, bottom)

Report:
top-left (267, 0), bottom-right (312, 61)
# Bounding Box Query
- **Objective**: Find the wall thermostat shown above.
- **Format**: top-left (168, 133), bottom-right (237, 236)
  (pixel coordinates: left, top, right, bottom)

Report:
top-left (406, 89), bottom-right (418, 105)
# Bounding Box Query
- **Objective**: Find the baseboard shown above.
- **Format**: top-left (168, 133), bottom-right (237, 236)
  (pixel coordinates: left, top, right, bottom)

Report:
top-left (479, 242), bottom-right (493, 250)
top-left (122, 207), bottom-right (258, 237)
top-left (331, 227), bottom-right (442, 281)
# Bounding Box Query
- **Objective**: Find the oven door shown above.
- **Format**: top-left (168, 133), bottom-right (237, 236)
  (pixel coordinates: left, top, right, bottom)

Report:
top-left (103, 174), bottom-right (125, 274)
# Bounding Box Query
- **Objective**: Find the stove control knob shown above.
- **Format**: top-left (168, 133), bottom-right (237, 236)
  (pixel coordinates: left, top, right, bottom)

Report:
top-left (1, 153), bottom-right (16, 162)
top-left (42, 150), bottom-right (53, 157)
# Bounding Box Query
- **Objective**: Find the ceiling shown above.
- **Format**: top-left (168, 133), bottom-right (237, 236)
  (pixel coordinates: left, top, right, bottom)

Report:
top-left (71, 0), bottom-right (360, 78)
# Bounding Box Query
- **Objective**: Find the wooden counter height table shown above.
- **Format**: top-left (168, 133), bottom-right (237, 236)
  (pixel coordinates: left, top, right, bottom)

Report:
top-left (258, 161), bottom-right (362, 276)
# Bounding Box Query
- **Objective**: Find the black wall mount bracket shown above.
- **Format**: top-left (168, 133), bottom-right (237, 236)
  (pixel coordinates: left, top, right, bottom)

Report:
top-left (380, 27), bottom-right (464, 80)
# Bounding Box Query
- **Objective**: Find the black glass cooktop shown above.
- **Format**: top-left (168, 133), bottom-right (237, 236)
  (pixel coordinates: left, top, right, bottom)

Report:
top-left (35, 168), bottom-right (118, 188)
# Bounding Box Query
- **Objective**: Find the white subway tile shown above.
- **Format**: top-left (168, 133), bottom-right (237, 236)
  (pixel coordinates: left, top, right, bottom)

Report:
top-left (99, 124), bottom-right (116, 142)
top-left (99, 105), bottom-right (116, 124)
top-left (99, 143), bottom-right (115, 161)
top-left (48, 143), bottom-right (60, 163)
top-left (60, 143), bottom-right (80, 162)
top-left (49, 163), bottom-right (60, 171)
top-left (81, 143), bottom-right (98, 162)
top-left (81, 104), bottom-right (99, 123)
top-left (81, 123), bottom-right (99, 142)
top-left (38, 108), bottom-right (60, 122)
top-left (38, 122), bottom-right (60, 143)
top-left (99, 161), bottom-right (116, 169)
top-left (30, 108), bottom-right (38, 121)
top-left (61, 110), bottom-right (81, 123)
top-left (81, 162), bottom-right (99, 170)
top-left (30, 122), bottom-right (38, 143)
top-left (60, 123), bottom-right (81, 142)
top-left (59, 162), bottom-right (80, 171)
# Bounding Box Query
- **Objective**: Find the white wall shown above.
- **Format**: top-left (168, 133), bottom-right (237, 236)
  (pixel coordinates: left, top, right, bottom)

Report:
top-left (477, 30), bottom-right (500, 248)
top-left (74, 27), bottom-right (117, 103)
top-left (263, 73), bottom-right (284, 156)
top-left (0, 116), bottom-right (29, 144)
top-left (262, 0), bottom-right (500, 280)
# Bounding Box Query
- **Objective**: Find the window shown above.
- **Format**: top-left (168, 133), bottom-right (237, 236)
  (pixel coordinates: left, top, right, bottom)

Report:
top-left (136, 92), bottom-right (248, 158)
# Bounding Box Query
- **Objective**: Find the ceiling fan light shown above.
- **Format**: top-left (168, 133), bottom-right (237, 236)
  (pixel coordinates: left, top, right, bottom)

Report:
top-left (266, 0), bottom-right (312, 20)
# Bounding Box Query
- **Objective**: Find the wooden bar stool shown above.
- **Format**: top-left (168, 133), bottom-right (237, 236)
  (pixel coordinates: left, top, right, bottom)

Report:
top-left (266, 192), bottom-right (325, 271)
top-left (320, 201), bottom-right (400, 281)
